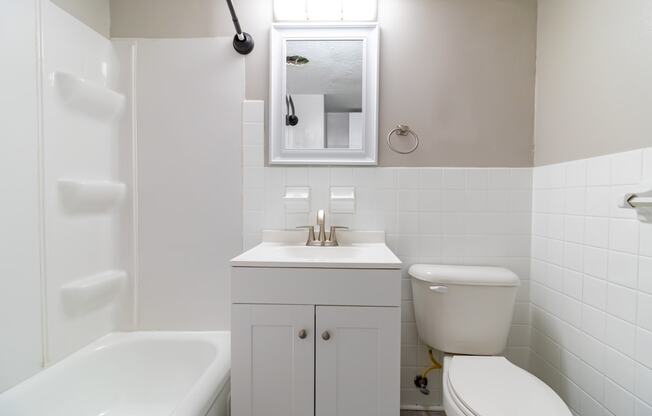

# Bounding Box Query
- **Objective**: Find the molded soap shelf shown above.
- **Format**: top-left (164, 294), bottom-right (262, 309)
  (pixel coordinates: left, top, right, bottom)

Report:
top-left (53, 71), bottom-right (125, 119)
top-left (58, 179), bottom-right (126, 213)
top-left (61, 270), bottom-right (127, 313)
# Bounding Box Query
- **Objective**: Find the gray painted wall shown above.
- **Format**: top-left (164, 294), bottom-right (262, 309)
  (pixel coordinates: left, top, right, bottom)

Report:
top-left (71, 0), bottom-right (652, 166)
top-left (378, 0), bottom-right (536, 167)
top-left (51, 0), bottom-right (110, 37)
top-left (110, 0), bottom-right (537, 167)
top-left (534, 0), bottom-right (652, 166)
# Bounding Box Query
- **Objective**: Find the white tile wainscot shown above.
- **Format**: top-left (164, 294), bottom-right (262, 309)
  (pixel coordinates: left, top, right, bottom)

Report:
top-left (241, 100), bottom-right (533, 408)
top-left (530, 147), bottom-right (652, 416)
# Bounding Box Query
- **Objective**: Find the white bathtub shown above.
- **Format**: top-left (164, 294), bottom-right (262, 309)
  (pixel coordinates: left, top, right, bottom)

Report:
top-left (0, 331), bottom-right (231, 416)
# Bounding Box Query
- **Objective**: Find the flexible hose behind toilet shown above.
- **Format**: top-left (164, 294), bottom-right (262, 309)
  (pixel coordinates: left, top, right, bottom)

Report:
top-left (414, 349), bottom-right (443, 395)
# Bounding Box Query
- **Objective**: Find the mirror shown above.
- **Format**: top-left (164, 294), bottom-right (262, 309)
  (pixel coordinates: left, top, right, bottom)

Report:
top-left (285, 40), bottom-right (363, 151)
top-left (270, 24), bottom-right (379, 165)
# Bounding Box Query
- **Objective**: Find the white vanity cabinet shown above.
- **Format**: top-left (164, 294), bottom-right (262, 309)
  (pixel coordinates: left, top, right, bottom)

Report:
top-left (231, 304), bottom-right (315, 416)
top-left (232, 303), bottom-right (399, 416)
top-left (230, 232), bottom-right (402, 416)
top-left (314, 306), bottom-right (400, 416)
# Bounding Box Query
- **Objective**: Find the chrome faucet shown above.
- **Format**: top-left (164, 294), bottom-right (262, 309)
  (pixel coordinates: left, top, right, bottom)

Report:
top-left (316, 209), bottom-right (326, 244)
top-left (297, 209), bottom-right (348, 246)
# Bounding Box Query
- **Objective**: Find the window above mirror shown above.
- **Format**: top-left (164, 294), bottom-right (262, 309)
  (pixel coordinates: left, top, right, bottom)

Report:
top-left (269, 23), bottom-right (379, 165)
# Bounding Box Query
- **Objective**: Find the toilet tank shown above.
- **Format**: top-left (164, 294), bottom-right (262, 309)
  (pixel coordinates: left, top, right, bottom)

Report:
top-left (409, 264), bottom-right (520, 356)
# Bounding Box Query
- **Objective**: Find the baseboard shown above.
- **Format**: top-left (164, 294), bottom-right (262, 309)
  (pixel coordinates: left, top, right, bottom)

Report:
top-left (400, 404), bottom-right (445, 411)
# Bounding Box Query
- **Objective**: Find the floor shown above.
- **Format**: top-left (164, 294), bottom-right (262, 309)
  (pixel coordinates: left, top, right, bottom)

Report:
top-left (400, 411), bottom-right (446, 416)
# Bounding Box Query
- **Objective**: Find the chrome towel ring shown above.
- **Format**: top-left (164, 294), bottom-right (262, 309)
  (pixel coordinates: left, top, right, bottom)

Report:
top-left (387, 124), bottom-right (419, 154)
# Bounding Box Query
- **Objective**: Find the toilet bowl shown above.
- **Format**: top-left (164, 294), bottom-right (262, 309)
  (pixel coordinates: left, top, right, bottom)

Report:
top-left (409, 264), bottom-right (572, 416)
top-left (442, 355), bottom-right (571, 416)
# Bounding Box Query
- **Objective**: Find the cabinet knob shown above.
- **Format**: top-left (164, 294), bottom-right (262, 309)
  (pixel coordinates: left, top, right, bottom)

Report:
top-left (298, 329), bottom-right (307, 339)
top-left (321, 331), bottom-right (331, 341)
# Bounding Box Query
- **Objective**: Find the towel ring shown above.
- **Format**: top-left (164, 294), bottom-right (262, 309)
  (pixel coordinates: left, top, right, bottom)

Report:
top-left (387, 124), bottom-right (419, 154)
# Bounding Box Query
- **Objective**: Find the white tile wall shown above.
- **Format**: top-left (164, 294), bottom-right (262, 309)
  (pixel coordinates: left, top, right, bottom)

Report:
top-left (241, 101), bottom-right (533, 407)
top-left (240, 103), bottom-right (652, 412)
top-left (530, 148), bottom-right (652, 416)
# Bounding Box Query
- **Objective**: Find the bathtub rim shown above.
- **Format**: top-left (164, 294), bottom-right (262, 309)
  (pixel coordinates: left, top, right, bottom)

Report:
top-left (0, 330), bottom-right (231, 416)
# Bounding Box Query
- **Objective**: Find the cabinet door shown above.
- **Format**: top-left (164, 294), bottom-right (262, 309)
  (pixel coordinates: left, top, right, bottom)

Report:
top-left (232, 304), bottom-right (314, 416)
top-left (315, 306), bottom-right (400, 416)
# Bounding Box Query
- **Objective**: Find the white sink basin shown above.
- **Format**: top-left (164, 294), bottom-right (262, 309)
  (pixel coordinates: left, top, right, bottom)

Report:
top-left (231, 231), bottom-right (402, 269)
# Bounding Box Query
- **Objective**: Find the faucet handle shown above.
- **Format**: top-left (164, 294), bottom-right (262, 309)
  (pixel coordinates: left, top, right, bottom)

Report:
top-left (296, 225), bottom-right (316, 245)
top-left (326, 226), bottom-right (349, 246)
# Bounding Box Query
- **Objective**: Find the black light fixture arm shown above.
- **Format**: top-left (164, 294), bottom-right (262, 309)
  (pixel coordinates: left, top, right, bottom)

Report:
top-left (225, 0), bottom-right (254, 55)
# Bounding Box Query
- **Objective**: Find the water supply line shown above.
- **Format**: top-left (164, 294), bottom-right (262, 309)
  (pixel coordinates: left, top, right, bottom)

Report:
top-left (414, 349), bottom-right (443, 395)
top-left (225, 0), bottom-right (254, 55)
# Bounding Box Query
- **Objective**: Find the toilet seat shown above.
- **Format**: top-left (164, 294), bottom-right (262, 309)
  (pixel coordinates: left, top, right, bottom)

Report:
top-left (444, 356), bottom-right (572, 416)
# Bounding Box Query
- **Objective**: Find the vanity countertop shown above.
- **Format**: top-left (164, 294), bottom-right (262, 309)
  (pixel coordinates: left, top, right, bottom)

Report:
top-left (230, 230), bottom-right (402, 269)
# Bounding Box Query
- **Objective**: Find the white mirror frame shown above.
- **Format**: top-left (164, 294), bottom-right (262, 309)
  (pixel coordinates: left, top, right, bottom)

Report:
top-left (269, 23), bottom-right (379, 165)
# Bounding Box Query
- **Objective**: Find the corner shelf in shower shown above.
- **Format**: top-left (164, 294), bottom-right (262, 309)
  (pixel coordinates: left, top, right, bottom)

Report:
top-left (61, 270), bottom-right (127, 312)
top-left (53, 71), bottom-right (125, 119)
top-left (58, 179), bottom-right (126, 213)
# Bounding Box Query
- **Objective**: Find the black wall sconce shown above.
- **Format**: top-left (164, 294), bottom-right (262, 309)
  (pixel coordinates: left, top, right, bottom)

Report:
top-left (225, 0), bottom-right (254, 55)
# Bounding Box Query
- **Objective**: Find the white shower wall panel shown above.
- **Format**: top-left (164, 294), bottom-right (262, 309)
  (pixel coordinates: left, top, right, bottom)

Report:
top-left (134, 38), bottom-right (244, 330)
top-left (41, 1), bottom-right (133, 363)
top-left (0, 0), bottom-right (44, 392)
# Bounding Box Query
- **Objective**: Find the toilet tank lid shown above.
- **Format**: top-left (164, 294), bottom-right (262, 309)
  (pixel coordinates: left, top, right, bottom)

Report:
top-left (409, 264), bottom-right (520, 287)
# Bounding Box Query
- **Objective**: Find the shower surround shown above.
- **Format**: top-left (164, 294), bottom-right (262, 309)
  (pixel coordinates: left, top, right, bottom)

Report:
top-left (0, 0), bottom-right (134, 392)
top-left (1, 0), bottom-right (244, 395)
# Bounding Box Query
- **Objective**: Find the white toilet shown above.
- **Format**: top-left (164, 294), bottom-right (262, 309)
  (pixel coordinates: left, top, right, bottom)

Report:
top-left (409, 264), bottom-right (572, 416)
